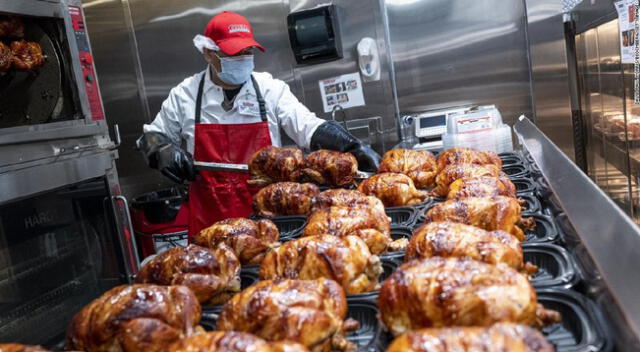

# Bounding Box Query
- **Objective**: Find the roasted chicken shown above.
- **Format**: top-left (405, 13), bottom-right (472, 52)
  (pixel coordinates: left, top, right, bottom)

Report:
top-left (357, 172), bottom-right (430, 207)
top-left (407, 222), bottom-right (537, 274)
top-left (0, 42), bottom-right (12, 73)
top-left (253, 182), bottom-right (320, 217)
top-left (378, 149), bottom-right (437, 189)
top-left (447, 176), bottom-right (517, 199)
top-left (436, 147), bottom-right (502, 172)
top-left (0, 16), bottom-right (25, 38)
top-left (432, 164), bottom-right (506, 197)
top-left (248, 146), bottom-right (305, 187)
top-left (193, 218), bottom-right (280, 265)
top-left (0, 345), bottom-right (50, 352)
top-left (311, 189), bottom-right (385, 216)
top-left (377, 257), bottom-right (560, 335)
top-left (302, 206), bottom-right (405, 254)
top-left (169, 331), bottom-right (310, 352)
top-left (136, 244), bottom-right (241, 306)
top-left (66, 284), bottom-right (202, 352)
top-left (217, 279), bottom-right (358, 352)
top-left (10, 41), bottom-right (45, 71)
top-left (425, 196), bottom-right (535, 241)
top-left (260, 235), bottom-right (383, 294)
top-left (302, 150), bottom-right (358, 187)
top-left (385, 323), bottom-right (555, 352)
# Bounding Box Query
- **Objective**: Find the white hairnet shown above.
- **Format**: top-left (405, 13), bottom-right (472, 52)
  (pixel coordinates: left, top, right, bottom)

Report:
top-left (193, 34), bottom-right (219, 53)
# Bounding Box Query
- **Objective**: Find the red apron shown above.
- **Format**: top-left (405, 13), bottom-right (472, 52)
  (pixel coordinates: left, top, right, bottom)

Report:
top-left (188, 73), bottom-right (272, 239)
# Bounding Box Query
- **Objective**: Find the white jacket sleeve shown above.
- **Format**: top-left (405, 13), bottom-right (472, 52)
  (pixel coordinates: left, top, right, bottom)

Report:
top-left (142, 87), bottom-right (184, 145)
top-left (273, 81), bottom-right (325, 149)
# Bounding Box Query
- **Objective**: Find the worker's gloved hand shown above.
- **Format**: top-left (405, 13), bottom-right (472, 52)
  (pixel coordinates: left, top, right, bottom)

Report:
top-left (136, 132), bottom-right (197, 183)
top-left (310, 120), bottom-right (381, 172)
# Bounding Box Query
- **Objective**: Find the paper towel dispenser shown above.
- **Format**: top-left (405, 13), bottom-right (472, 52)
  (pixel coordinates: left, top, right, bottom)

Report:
top-left (287, 5), bottom-right (342, 65)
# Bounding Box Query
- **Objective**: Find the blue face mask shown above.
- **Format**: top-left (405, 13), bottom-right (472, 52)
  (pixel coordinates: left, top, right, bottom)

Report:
top-left (213, 54), bottom-right (254, 86)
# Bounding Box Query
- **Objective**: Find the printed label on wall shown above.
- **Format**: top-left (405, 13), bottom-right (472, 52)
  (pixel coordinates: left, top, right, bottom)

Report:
top-left (615, 0), bottom-right (638, 64)
top-left (319, 72), bottom-right (365, 113)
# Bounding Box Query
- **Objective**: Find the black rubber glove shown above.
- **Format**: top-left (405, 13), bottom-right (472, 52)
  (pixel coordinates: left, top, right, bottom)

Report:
top-left (310, 120), bottom-right (381, 172)
top-left (136, 132), bottom-right (197, 183)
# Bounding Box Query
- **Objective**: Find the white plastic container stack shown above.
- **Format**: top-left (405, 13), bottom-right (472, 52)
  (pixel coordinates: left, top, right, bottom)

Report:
top-left (442, 106), bottom-right (513, 153)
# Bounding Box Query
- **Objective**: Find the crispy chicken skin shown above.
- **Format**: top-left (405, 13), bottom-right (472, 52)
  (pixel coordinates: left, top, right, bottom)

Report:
top-left (385, 323), bottom-right (555, 352)
top-left (248, 146), bottom-right (305, 187)
top-left (425, 196), bottom-right (535, 241)
top-left (0, 16), bottom-right (24, 38)
top-left (10, 40), bottom-right (45, 71)
top-left (169, 331), bottom-right (310, 352)
top-left (377, 257), bottom-right (560, 336)
top-left (302, 206), bottom-right (405, 254)
top-left (135, 244), bottom-right (241, 306)
top-left (66, 284), bottom-right (201, 352)
top-left (217, 279), bottom-right (358, 352)
top-left (357, 173), bottom-right (430, 207)
top-left (0, 42), bottom-right (12, 73)
top-left (253, 182), bottom-right (319, 217)
top-left (260, 234), bottom-right (383, 294)
top-left (194, 218), bottom-right (280, 265)
top-left (378, 149), bottom-right (438, 189)
top-left (433, 164), bottom-right (507, 197)
top-left (436, 147), bottom-right (502, 172)
top-left (0, 345), bottom-right (51, 352)
top-left (302, 150), bottom-right (358, 187)
top-left (447, 176), bottom-right (517, 199)
top-left (311, 189), bottom-right (385, 215)
top-left (407, 222), bottom-right (537, 274)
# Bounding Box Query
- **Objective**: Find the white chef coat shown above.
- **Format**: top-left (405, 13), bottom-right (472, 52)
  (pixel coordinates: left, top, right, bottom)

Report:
top-left (143, 69), bottom-right (325, 153)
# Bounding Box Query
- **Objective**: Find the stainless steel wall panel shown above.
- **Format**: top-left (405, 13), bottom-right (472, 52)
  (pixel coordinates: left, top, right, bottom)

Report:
top-left (386, 0), bottom-right (533, 125)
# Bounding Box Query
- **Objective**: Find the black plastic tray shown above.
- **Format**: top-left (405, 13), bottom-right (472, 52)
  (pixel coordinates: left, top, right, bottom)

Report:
top-left (499, 152), bottom-right (525, 166)
top-left (524, 213), bottom-right (559, 243)
top-left (519, 193), bottom-right (542, 214)
top-left (385, 207), bottom-right (419, 228)
top-left (524, 243), bottom-right (581, 289)
top-left (503, 164), bottom-right (531, 178)
top-left (249, 215), bottom-right (307, 240)
top-left (512, 177), bottom-right (538, 194)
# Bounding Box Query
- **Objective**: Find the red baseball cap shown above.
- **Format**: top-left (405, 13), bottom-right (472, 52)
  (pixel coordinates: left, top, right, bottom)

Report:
top-left (205, 11), bottom-right (266, 55)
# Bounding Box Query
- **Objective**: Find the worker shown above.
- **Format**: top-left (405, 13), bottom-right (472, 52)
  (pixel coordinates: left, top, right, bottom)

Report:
top-left (137, 11), bottom-right (380, 238)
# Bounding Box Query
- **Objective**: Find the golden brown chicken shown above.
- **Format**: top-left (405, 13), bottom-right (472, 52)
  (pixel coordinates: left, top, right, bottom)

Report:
top-left (135, 244), bottom-right (241, 306)
top-left (302, 150), bottom-right (358, 187)
top-left (248, 146), bottom-right (305, 187)
top-left (66, 284), bottom-right (202, 352)
top-left (432, 164), bottom-right (507, 197)
top-left (217, 279), bottom-right (358, 352)
top-left (357, 173), bottom-right (430, 207)
top-left (311, 189), bottom-right (385, 215)
top-left (377, 257), bottom-right (560, 336)
top-left (0, 42), bottom-right (12, 73)
top-left (378, 149), bottom-right (437, 189)
top-left (425, 196), bottom-right (535, 241)
top-left (385, 323), bottom-right (555, 352)
top-left (260, 235), bottom-right (383, 294)
top-left (253, 182), bottom-right (320, 217)
top-left (10, 41), bottom-right (45, 71)
top-left (193, 218), bottom-right (279, 265)
top-left (0, 345), bottom-right (51, 352)
top-left (169, 331), bottom-right (310, 352)
top-left (447, 176), bottom-right (517, 199)
top-left (302, 206), bottom-right (405, 254)
top-left (436, 147), bottom-right (502, 172)
top-left (407, 222), bottom-right (537, 274)
top-left (0, 16), bottom-right (25, 38)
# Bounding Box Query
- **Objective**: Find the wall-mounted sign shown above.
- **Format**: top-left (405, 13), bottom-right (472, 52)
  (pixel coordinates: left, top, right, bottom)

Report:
top-left (318, 72), bottom-right (365, 113)
top-left (615, 0), bottom-right (637, 64)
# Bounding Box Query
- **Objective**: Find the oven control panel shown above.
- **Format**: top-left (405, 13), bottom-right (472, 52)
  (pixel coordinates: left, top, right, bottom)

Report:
top-left (69, 5), bottom-right (105, 121)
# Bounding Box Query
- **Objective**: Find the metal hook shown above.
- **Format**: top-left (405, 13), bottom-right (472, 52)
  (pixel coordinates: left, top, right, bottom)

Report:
top-left (331, 104), bottom-right (348, 130)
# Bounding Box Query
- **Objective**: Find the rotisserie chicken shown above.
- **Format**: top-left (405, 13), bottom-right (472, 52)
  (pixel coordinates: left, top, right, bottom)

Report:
top-left (217, 279), bottom-right (358, 352)
top-left (447, 176), bottom-right (517, 199)
top-left (311, 189), bottom-right (385, 216)
top-left (436, 147), bottom-right (502, 172)
top-left (135, 244), bottom-right (241, 306)
top-left (377, 257), bottom-right (561, 336)
top-left (302, 150), bottom-right (358, 187)
top-left (253, 182), bottom-right (320, 217)
top-left (302, 206), bottom-right (405, 254)
top-left (169, 331), bottom-right (310, 352)
top-left (193, 218), bottom-right (280, 265)
top-left (425, 196), bottom-right (535, 241)
top-left (378, 149), bottom-right (437, 189)
top-left (248, 146), bottom-right (305, 187)
top-left (260, 234), bottom-right (383, 294)
top-left (357, 173), bottom-right (430, 207)
top-left (432, 164), bottom-right (507, 197)
top-left (0, 345), bottom-right (50, 352)
top-left (0, 42), bottom-right (12, 73)
top-left (66, 284), bottom-right (202, 352)
top-left (0, 16), bottom-right (24, 38)
top-left (385, 323), bottom-right (555, 352)
top-left (407, 222), bottom-right (537, 274)
top-left (10, 41), bottom-right (45, 71)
